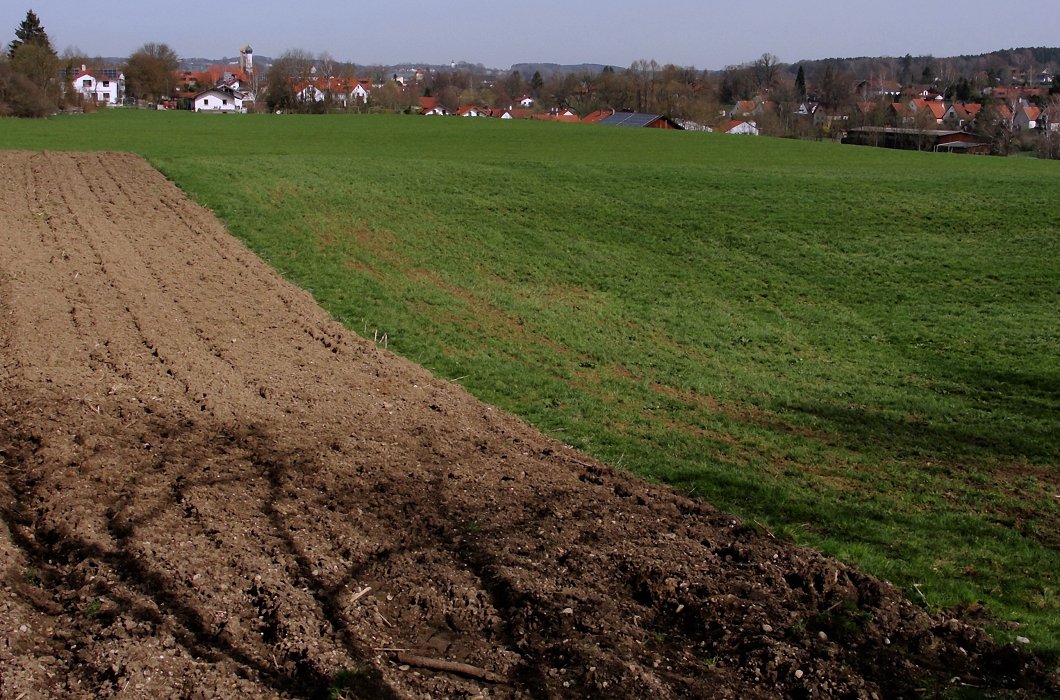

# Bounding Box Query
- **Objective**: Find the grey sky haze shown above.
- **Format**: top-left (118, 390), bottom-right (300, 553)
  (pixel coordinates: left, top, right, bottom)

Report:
top-left (5, 1), bottom-right (1058, 70)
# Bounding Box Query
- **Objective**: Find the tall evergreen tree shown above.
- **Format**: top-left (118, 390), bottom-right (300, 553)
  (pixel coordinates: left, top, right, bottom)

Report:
top-left (5, 9), bottom-right (59, 115)
top-left (795, 65), bottom-right (806, 99)
top-left (9, 9), bottom-right (53, 58)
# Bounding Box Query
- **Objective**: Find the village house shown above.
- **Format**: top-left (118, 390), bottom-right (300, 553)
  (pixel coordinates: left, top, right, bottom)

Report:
top-left (910, 98), bottom-right (947, 124)
top-left (493, 108), bottom-right (531, 119)
top-left (349, 80), bottom-right (371, 105)
top-left (456, 105), bottom-right (489, 117)
top-left (942, 102), bottom-right (982, 129)
top-left (418, 96), bottom-right (447, 115)
top-left (718, 119), bottom-right (760, 135)
top-left (194, 85), bottom-right (245, 112)
top-left (1014, 102), bottom-right (1042, 131)
top-left (70, 66), bottom-right (124, 105)
top-left (730, 100), bottom-right (756, 118)
top-left (533, 107), bottom-right (581, 122)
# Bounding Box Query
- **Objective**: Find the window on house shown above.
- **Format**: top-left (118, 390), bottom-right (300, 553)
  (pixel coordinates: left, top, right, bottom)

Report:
top-left (102, 81), bottom-right (109, 87)
top-left (222, 99), bottom-right (228, 105)
top-left (82, 79), bottom-right (91, 87)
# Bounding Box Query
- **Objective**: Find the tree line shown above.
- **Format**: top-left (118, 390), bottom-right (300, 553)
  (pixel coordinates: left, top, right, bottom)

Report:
top-left (4, 7), bottom-right (1059, 159)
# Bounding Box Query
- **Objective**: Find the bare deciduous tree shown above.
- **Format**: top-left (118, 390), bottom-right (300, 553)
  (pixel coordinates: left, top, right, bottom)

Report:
top-left (125, 42), bottom-right (179, 102)
top-left (753, 53), bottom-right (780, 91)
top-left (265, 49), bottom-right (314, 112)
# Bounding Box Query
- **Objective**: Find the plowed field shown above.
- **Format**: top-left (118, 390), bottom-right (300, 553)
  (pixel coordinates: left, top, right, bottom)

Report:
top-left (0, 151), bottom-right (1053, 698)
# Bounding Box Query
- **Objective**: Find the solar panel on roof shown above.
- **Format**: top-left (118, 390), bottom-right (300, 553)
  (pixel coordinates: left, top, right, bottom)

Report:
top-left (600, 112), bottom-right (661, 127)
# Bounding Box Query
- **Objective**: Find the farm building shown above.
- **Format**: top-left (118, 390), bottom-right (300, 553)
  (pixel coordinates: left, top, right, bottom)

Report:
top-left (598, 112), bottom-right (683, 129)
top-left (843, 127), bottom-right (988, 153)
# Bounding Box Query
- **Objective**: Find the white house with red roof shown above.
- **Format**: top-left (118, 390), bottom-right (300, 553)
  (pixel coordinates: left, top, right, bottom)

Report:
top-left (456, 105), bottom-right (488, 117)
top-left (194, 85), bottom-right (245, 113)
top-left (719, 119), bottom-right (760, 135)
top-left (70, 66), bottom-right (124, 105)
top-left (349, 80), bottom-right (371, 104)
top-left (295, 81), bottom-right (326, 103)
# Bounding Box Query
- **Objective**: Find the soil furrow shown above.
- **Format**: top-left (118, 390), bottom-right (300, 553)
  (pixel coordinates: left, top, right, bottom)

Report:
top-left (0, 151), bottom-right (1054, 699)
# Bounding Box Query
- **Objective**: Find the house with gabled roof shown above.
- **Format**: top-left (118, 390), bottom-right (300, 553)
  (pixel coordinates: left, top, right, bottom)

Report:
top-left (730, 100), bottom-right (756, 118)
top-left (71, 66), bottom-right (124, 105)
top-left (718, 119), bottom-right (759, 135)
top-left (349, 80), bottom-right (371, 104)
top-left (925, 100), bottom-right (947, 124)
top-left (890, 102), bottom-right (915, 126)
top-left (194, 85), bottom-right (245, 113)
top-left (493, 108), bottom-right (531, 119)
top-left (943, 103), bottom-right (982, 128)
top-left (295, 81), bottom-right (326, 103)
top-left (909, 98), bottom-right (946, 124)
top-left (456, 105), bottom-right (488, 117)
top-left (1014, 103), bottom-right (1042, 131)
top-left (533, 107), bottom-right (581, 123)
top-left (995, 103), bottom-right (1015, 126)
top-left (418, 96), bottom-right (447, 115)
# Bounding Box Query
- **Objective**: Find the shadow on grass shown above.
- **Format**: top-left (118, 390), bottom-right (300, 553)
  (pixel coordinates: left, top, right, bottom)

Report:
top-left (779, 396), bottom-right (1058, 465)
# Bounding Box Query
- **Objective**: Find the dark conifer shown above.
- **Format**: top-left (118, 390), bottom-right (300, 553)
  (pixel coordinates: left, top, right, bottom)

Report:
top-left (795, 65), bottom-right (806, 100)
top-left (9, 10), bottom-right (54, 59)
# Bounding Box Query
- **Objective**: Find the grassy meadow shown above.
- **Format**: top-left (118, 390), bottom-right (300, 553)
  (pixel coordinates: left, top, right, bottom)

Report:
top-left (2, 110), bottom-right (1058, 656)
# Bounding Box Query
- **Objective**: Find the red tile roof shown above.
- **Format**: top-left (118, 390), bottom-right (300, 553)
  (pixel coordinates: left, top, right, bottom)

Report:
top-left (926, 101), bottom-right (947, 120)
top-left (582, 109), bottom-right (614, 123)
top-left (718, 119), bottom-right (756, 133)
top-left (495, 108), bottom-right (531, 119)
top-left (734, 100), bottom-right (756, 115)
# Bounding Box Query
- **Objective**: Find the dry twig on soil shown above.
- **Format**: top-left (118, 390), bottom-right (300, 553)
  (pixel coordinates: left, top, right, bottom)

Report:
top-left (395, 652), bottom-right (506, 684)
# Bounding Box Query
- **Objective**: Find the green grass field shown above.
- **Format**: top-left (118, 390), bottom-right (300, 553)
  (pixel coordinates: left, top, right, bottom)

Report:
top-left (3, 110), bottom-right (1058, 657)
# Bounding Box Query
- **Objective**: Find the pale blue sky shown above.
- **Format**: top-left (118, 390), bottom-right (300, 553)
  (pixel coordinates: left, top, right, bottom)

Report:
top-left (5, 1), bottom-right (1058, 69)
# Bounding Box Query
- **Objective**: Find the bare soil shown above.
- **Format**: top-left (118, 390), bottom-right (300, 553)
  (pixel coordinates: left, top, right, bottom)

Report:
top-left (0, 151), bottom-right (1054, 698)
